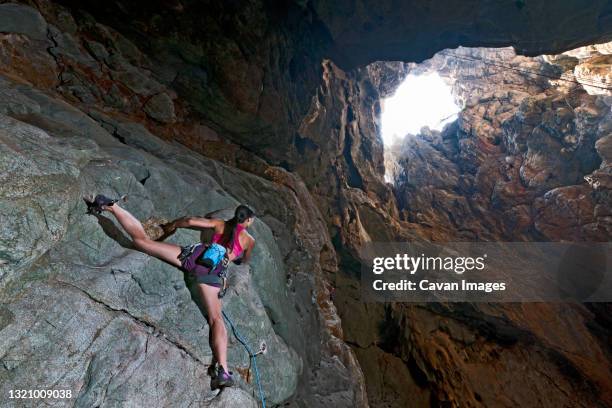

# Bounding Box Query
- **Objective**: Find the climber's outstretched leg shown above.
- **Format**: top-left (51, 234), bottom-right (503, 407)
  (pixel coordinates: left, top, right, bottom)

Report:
top-left (102, 201), bottom-right (182, 267)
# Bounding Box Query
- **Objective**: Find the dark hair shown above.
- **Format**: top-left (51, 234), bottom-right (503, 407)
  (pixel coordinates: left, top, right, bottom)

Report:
top-left (219, 204), bottom-right (255, 251)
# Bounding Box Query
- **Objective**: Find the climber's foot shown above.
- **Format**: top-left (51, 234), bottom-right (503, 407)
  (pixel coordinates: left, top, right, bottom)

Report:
top-left (207, 363), bottom-right (217, 378)
top-left (211, 366), bottom-right (234, 390)
top-left (83, 194), bottom-right (126, 215)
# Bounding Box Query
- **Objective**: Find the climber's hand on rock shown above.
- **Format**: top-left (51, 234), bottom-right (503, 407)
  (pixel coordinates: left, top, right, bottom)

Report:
top-left (101, 204), bottom-right (115, 213)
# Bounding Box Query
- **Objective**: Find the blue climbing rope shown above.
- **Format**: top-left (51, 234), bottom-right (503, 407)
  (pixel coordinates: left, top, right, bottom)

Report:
top-left (222, 310), bottom-right (266, 408)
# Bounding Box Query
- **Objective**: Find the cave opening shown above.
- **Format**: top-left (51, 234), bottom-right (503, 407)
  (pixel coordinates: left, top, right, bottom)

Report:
top-left (378, 43), bottom-right (610, 239)
top-left (380, 71), bottom-right (460, 146)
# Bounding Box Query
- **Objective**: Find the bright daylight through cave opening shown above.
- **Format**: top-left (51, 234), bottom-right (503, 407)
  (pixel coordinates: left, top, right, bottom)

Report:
top-left (380, 72), bottom-right (460, 145)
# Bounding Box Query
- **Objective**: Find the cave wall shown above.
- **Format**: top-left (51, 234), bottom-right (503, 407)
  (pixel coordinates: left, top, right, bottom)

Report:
top-left (302, 46), bottom-right (612, 407)
top-left (309, 0), bottom-right (612, 70)
top-left (29, 0), bottom-right (612, 169)
top-left (0, 2), bottom-right (366, 406)
top-left (388, 46), bottom-right (611, 241)
top-left (347, 46), bottom-right (612, 406)
top-left (26, 0), bottom-right (611, 248)
top-left (0, 74), bottom-right (301, 406)
top-left (0, 0), bottom-right (611, 407)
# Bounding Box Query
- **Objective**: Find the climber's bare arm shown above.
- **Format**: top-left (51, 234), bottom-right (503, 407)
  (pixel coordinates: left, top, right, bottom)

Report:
top-left (162, 217), bottom-right (221, 234)
top-left (241, 237), bottom-right (256, 265)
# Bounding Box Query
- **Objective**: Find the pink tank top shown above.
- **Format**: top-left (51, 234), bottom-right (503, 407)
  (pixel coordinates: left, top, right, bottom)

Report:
top-left (212, 223), bottom-right (245, 257)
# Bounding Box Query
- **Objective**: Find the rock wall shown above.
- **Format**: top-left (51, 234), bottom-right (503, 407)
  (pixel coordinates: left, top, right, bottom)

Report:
top-left (358, 47), bottom-right (612, 406)
top-left (308, 0), bottom-right (612, 70)
top-left (1, 0), bottom-right (611, 407)
top-left (0, 2), bottom-right (365, 406)
top-left (387, 46), bottom-right (611, 241)
top-left (34, 0), bottom-right (612, 166)
top-left (0, 78), bottom-right (298, 407)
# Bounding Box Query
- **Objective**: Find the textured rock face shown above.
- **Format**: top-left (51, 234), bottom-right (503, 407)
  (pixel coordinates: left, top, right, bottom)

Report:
top-left (556, 42), bottom-right (612, 95)
top-left (0, 1), bottom-right (611, 408)
top-left (0, 3), bottom-right (365, 407)
top-left (42, 0), bottom-right (612, 166)
top-left (0, 84), bottom-right (302, 406)
top-left (359, 47), bottom-right (612, 406)
top-left (309, 0), bottom-right (612, 70)
top-left (387, 46), bottom-right (611, 241)
top-left (0, 3), bottom-right (48, 40)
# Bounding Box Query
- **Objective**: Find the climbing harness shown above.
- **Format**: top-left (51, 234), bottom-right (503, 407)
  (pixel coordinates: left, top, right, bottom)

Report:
top-left (179, 243), bottom-right (231, 298)
top-left (222, 310), bottom-right (267, 408)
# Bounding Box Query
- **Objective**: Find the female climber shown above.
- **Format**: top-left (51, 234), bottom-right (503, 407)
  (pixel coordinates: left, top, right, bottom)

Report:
top-left (84, 195), bottom-right (256, 389)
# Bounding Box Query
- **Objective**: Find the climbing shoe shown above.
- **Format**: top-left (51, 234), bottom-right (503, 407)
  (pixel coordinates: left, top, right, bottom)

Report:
top-left (207, 363), bottom-right (217, 378)
top-left (210, 365), bottom-right (234, 389)
top-left (83, 194), bottom-right (126, 215)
